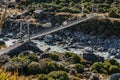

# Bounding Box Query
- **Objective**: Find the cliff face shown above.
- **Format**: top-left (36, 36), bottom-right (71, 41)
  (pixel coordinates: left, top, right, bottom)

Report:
top-left (71, 18), bottom-right (120, 37)
top-left (2, 19), bottom-right (47, 38)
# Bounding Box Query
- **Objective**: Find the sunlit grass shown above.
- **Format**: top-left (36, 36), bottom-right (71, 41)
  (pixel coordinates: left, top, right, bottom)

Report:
top-left (0, 69), bottom-right (29, 80)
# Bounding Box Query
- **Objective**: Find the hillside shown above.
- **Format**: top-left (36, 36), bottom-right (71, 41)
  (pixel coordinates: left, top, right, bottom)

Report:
top-left (15, 0), bottom-right (120, 18)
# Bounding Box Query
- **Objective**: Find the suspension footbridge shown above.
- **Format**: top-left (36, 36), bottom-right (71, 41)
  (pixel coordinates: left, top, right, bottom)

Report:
top-left (0, 14), bottom-right (97, 54)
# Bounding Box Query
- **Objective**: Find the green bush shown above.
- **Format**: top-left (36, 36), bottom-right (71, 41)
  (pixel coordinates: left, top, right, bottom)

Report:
top-left (105, 59), bottom-right (119, 66)
top-left (72, 54), bottom-right (81, 63)
top-left (108, 10), bottom-right (120, 18)
top-left (44, 62), bottom-right (64, 73)
top-left (109, 65), bottom-right (120, 74)
top-left (64, 52), bottom-right (81, 63)
top-left (74, 64), bottom-right (85, 73)
top-left (28, 62), bottom-right (41, 74)
top-left (60, 7), bottom-right (80, 13)
top-left (38, 74), bottom-right (49, 80)
top-left (83, 8), bottom-right (89, 13)
top-left (27, 53), bottom-right (39, 62)
top-left (64, 52), bottom-right (73, 58)
top-left (49, 53), bottom-right (60, 61)
top-left (48, 71), bottom-right (70, 80)
top-left (4, 57), bottom-right (30, 74)
top-left (91, 62), bottom-right (107, 74)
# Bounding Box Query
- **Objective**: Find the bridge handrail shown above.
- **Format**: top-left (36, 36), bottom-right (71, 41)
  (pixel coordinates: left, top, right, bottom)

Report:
top-left (28, 14), bottom-right (96, 40)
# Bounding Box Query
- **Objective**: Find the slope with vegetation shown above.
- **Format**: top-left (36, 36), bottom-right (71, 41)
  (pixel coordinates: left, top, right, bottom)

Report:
top-left (15, 0), bottom-right (120, 18)
top-left (0, 51), bottom-right (120, 80)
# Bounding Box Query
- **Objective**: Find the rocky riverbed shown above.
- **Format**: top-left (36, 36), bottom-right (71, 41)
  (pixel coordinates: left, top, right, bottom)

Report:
top-left (40, 29), bottom-right (120, 62)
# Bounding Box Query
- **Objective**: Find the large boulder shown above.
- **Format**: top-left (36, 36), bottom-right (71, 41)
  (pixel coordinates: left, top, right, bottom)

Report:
top-left (109, 73), bottom-right (120, 80)
top-left (83, 53), bottom-right (104, 63)
top-left (108, 48), bottom-right (117, 55)
top-left (0, 41), bottom-right (5, 46)
top-left (114, 54), bottom-right (120, 59)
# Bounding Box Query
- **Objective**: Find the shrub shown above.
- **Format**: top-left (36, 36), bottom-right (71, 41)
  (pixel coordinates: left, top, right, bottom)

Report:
top-left (0, 55), bottom-right (9, 65)
top-left (28, 62), bottom-right (41, 74)
top-left (81, 14), bottom-right (87, 17)
top-left (64, 52), bottom-right (73, 58)
top-left (28, 7), bottom-right (35, 15)
top-left (74, 64), bottom-right (85, 73)
top-left (71, 76), bottom-right (80, 80)
top-left (83, 8), bottom-right (89, 13)
top-left (4, 57), bottom-right (30, 74)
top-left (108, 10), bottom-right (120, 18)
top-left (105, 59), bottom-right (119, 66)
top-left (60, 7), bottom-right (80, 13)
top-left (48, 71), bottom-right (70, 80)
top-left (49, 53), bottom-right (60, 61)
top-left (91, 62), bottom-right (107, 74)
top-left (72, 54), bottom-right (81, 63)
top-left (64, 52), bottom-right (81, 63)
top-left (27, 53), bottom-right (39, 62)
top-left (38, 74), bottom-right (49, 80)
top-left (109, 65), bottom-right (120, 75)
top-left (44, 62), bottom-right (64, 73)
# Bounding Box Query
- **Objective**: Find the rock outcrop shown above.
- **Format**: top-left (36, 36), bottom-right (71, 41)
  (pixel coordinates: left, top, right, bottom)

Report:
top-left (83, 53), bottom-right (104, 63)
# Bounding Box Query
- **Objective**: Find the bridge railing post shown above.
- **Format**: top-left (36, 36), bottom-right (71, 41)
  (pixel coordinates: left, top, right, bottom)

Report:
top-left (27, 22), bottom-right (30, 43)
top-left (20, 22), bottom-right (23, 41)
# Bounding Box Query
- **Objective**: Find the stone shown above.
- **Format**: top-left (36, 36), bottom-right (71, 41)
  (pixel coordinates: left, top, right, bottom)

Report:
top-left (42, 22), bottom-right (52, 27)
top-left (34, 10), bottom-right (46, 19)
top-left (44, 34), bottom-right (54, 43)
top-left (65, 65), bottom-right (74, 72)
top-left (108, 48), bottom-right (117, 55)
top-left (69, 69), bottom-right (77, 76)
top-left (114, 54), bottom-right (120, 59)
top-left (97, 47), bottom-right (105, 52)
top-left (0, 41), bottom-right (5, 46)
top-left (0, 54), bottom-right (9, 65)
top-left (109, 73), bottom-right (120, 80)
top-left (84, 47), bottom-right (94, 53)
top-left (40, 53), bottom-right (49, 59)
top-left (83, 53), bottom-right (104, 63)
top-left (83, 72), bottom-right (91, 79)
top-left (89, 74), bottom-right (99, 80)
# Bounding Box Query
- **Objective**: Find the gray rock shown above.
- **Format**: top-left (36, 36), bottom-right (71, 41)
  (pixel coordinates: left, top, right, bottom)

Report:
top-left (69, 69), bottom-right (77, 76)
top-left (84, 47), bottom-right (94, 53)
top-left (83, 53), bottom-right (104, 63)
top-left (109, 73), bottom-right (120, 80)
top-left (40, 53), bottom-right (49, 59)
top-left (44, 34), bottom-right (54, 43)
top-left (0, 41), bottom-right (6, 46)
top-left (83, 72), bottom-right (91, 79)
top-left (114, 54), bottom-right (120, 59)
top-left (97, 47), bottom-right (105, 52)
top-left (108, 48), bottom-right (117, 55)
